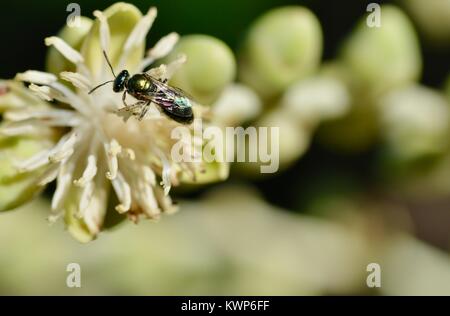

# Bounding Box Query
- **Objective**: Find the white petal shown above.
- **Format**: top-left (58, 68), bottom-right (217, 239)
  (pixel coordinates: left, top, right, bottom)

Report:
top-left (60, 72), bottom-right (91, 91)
top-left (121, 148), bottom-right (135, 161)
top-left (117, 7), bottom-right (157, 70)
top-left (93, 10), bottom-right (110, 52)
top-left (45, 36), bottom-right (84, 64)
top-left (82, 166), bottom-right (109, 234)
top-left (104, 139), bottom-right (121, 180)
top-left (160, 155), bottom-right (172, 195)
top-left (144, 64), bottom-right (166, 78)
top-left (164, 54), bottom-right (187, 80)
top-left (147, 32), bottom-right (179, 59)
top-left (14, 149), bottom-right (50, 172)
top-left (28, 84), bottom-right (72, 105)
top-left (50, 145), bottom-right (81, 213)
top-left (28, 84), bottom-right (53, 101)
top-left (0, 121), bottom-right (42, 136)
top-left (48, 131), bottom-right (78, 163)
top-left (48, 82), bottom-right (92, 117)
top-left (136, 180), bottom-right (160, 218)
top-left (4, 108), bottom-right (81, 127)
top-left (73, 154), bottom-right (97, 187)
top-left (155, 187), bottom-right (178, 214)
top-left (143, 165), bottom-right (156, 186)
top-left (37, 164), bottom-right (60, 186)
top-left (142, 53), bottom-right (187, 80)
top-left (51, 164), bottom-right (73, 212)
top-left (15, 71), bottom-right (57, 85)
top-left (122, 164), bottom-right (160, 218)
top-left (78, 180), bottom-right (94, 217)
top-left (112, 173), bottom-right (131, 213)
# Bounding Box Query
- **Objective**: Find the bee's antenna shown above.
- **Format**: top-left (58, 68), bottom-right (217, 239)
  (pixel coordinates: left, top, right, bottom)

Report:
top-left (103, 50), bottom-right (116, 77)
top-left (88, 51), bottom-right (117, 94)
top-left (88, 80), bottom-right (114, 94)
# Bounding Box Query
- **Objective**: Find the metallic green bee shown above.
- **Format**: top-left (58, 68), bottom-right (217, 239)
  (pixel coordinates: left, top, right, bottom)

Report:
top-left (89, 51), bottom-right (194, 124)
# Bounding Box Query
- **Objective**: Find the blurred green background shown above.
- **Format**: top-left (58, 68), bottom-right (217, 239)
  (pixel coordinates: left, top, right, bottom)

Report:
top-left (1, 0), bottom-right (448, 85)
top-left (1, 0), bottom-right (450, 295)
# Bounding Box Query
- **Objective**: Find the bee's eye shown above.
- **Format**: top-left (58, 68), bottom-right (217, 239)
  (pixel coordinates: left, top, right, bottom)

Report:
top-left (113, 82), bottom-right (124, 92)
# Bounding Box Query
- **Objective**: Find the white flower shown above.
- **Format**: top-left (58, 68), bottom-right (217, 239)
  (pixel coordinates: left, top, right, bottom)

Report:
top-left (2, 4), bottom-right (211, 242)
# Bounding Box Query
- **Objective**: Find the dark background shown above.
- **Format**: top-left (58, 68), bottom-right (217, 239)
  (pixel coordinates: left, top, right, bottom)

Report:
top-left (2, 0), bottom-right (447, 86)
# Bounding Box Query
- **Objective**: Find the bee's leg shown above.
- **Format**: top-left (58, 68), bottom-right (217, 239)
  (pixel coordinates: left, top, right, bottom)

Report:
top-left (122, 91), bottom-right (129, 107)
top-left (138, 101), bottom-right (151, 120)
top-left (123, 101), bottom-right (145, 111)
top-left (116, 101), bottom-right (146, 119)
top-left (120, 92), bottom-right (145, 113)
top-left (115, 99), bottom-right (147, 122)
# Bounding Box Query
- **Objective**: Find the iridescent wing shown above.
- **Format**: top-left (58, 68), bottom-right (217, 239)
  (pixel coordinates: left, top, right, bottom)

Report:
top-left (144, 74), bottom-right (197, 103)
top-left (169, 85), bottom-right (197, 103)
top-left (141, 75), bottom-right (194, 124)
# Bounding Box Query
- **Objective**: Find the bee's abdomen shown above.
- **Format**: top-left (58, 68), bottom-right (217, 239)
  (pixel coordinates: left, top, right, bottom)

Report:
top-left (163, 107), bottom-right (194, 124)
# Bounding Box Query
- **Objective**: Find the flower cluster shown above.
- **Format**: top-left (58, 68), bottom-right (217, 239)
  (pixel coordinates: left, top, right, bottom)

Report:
top-left (0, 3), bottom-right (221, 242)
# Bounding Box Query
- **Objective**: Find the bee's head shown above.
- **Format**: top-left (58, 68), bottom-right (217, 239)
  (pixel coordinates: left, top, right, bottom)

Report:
top-left (113, 70), bottom-right (130, 92)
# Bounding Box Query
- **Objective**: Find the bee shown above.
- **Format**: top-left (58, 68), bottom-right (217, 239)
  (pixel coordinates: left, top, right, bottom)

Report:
top-left (89, 51), bottom-right (194, 124)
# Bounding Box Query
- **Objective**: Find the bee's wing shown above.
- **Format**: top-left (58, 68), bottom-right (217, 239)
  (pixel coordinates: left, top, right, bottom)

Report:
top-left (171, 86), bottom-right (198, 103)
top-left (143, 92), bottom-right (194, 123)
top-left (145, 92), bottom-right (175, 109)
top-left (144, 74), bottom-right (198, 103)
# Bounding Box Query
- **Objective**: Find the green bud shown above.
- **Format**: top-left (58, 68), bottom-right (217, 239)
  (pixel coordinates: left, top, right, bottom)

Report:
top-left (281, 75), bottom-right (351, 129)
top-left (0, 135), bottom-right (53, 211)
top-left (402, 0), bottom-right (450, 47)
top-left (167, 35), bottom-right (236, 105)
top-left (239, 6), bottom-right (323, 99)
top-left (212, 83), bottom-right (262, 126)
top-left (235, 107), bottom-right (311, 177)
top-left (46, 16), bottom-right (93, 75)
top-left (340, 5), bottom-right (422, 95)
top-left (382, 234), bottom-right (450, 295)
top-left (378, 84), bottom-right (450, 162)
top-left (260, 109), bottom-right (310, 170)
